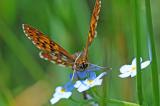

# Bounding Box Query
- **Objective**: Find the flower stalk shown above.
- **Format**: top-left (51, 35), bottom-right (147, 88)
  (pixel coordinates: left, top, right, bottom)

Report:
top-left (145, 0), bottom-right (160, 105)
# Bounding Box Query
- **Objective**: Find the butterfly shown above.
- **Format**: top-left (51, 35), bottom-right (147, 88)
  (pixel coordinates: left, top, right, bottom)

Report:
top-left (22, 0), bottom-right (103, 73)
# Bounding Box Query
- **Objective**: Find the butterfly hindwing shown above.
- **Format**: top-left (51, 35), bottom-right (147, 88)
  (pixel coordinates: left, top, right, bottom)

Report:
top-left (22, 24), bottom-right (74, 67)
top-left (39, 51), bottom-right (73, 67)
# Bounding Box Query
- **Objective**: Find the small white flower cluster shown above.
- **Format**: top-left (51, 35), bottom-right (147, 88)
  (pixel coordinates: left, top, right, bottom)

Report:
top-left (50, 72), bottom-right (107, 105)
top-left (50, 87), bottom-right (72, 104)
top-left (119, 57), bottom-right (151, 78)
top-left (74, 72), bottom-right (106, 92)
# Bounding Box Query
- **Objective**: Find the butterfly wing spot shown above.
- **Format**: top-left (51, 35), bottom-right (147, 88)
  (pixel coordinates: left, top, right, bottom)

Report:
top-left (51, 61), bottom-right (56, 64)
top-left (39, 51), bottom-right (44, 59)
top-left (57, 59), bottom-right (62, 63)
top-left (61, 55), bottom-right (68, 61)
top-left (39, 51), bottom-right (52, 61)
top-left (32, 41), bottom-right (36, 45)
top-left (94, 31), bottom-right (97, 38)
top-left (52, 56), bottom-right (57, 60)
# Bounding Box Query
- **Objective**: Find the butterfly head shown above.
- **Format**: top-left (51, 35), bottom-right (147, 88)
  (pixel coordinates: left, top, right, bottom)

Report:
top-left (73, 52), bottom-right (88, 71)
top-left (74, 60), bottom-right (88, 71)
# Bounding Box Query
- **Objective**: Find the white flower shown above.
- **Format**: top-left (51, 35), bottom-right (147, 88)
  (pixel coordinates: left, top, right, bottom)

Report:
top-left (74, 72), bottom-right (107, 92)
top-left (119, 57), bottom-right (151, 78)
top-left (50, 86), bottom-right (72, 104)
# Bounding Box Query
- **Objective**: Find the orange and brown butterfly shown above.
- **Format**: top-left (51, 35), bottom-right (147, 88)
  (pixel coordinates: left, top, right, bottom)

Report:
top-left (22, 0), bottom-right (101, 71)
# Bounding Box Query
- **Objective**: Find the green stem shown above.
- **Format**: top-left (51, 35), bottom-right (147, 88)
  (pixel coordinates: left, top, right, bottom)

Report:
top-left (70, 96), bottom-right (140, 106)
top-left (109, 99), bottom-right (140, 106)
top-left (91, 89), bottom-right (140, 106)
top-left (134, 0), bottom-right (143, 105)
top-left (104, 98), bottom-right (140, 106)
top-left (102, 76), bottom-right (107, 106)
top-left (145, 0), bottom-right (160, 106)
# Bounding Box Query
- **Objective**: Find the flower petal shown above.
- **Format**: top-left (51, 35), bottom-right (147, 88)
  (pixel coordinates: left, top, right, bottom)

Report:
top-left (90, 79), bottom-right (103, 87)
top-left (120, 65), bottom-right (132, 73)
top-left (96, 72), bottom-right (107, 79)
top-left (131, 71), bottom-right (137, 77)
top-left (74, 81), bottom-right (82, 88)
top-left (77, 71), bottom-right (87, 79)
top-left (55, 87), bottom-right (63, 93)
top-left (50, 84), bottom-right (73, 105)
top-left (77, 83), bottom-right (90, 92)
top-left (63, 81), bottom-right (74, 92)
top-left (75, 80), bottom-right (90, 92)
top-left (132, 58), bottom-right (136, 65)
top-left (141, 60), bottom-right (151, 69)
top-left (88, 71), bottom-right (96, 80)
top-left (62, 92), bottom-right (72, 98)
top-left (70, 71), bottom-right (87, 79)
top-left (50, 97), bottom-right (60, 104)
top-left (119, 72), bottom-right (131, 78)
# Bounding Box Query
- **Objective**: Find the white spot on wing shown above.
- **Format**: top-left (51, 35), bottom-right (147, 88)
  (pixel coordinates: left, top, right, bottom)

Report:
top-left (61, 56), bottom-right (68, 61)
top-left (51, 61), bottom-right (56, 64)
top-left (39, 51), bottom-right (48, 60)
top-left (57, 59), bottom-right (62, 63)
top-left (99, 1), bottom-right (101, 7)
top-left (22, 24), bottom-right (31, 40)
top-left (39, 51), bottom-right (43, 58)
top-left (52, 56), bottom-right (57, 60)
top-left (22, 24), bottom-right (24, 30)
top-left (51, 53), bottom-right (55, 56)
top-left (95, 22), bottom-right (97, 27)
top-left (96, 16), bottom-right (99, 20)
top-left (32, 41), bottom-right (36, 45)
top-left (94, 31), bottom-right (97, 38)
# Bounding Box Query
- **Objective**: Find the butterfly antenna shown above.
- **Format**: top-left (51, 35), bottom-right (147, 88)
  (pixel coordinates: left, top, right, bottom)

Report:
top-left (71, 69), bottom-right (76, 81)
top-left (72, 52), bottom-right (82, 81)
top-left (90, 63), bottom-right (111, 69)
top-left (101, 66), bottom-right (112, 73)
top-left (89, 63), bottom-right (112, 73)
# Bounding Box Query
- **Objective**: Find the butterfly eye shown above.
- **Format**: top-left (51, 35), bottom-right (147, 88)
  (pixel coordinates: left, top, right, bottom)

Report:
top-left (83, 63), bottom-right (88, 69)
top-left (79, 63), bottom-right (88, 70)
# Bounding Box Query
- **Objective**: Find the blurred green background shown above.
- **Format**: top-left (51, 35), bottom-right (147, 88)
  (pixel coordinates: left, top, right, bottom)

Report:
top-left (0, 0), bottom-right (159, 106)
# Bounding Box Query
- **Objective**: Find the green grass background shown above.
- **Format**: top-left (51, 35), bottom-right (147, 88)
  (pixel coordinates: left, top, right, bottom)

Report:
top-left (0, 0), bottom-right (159, 106)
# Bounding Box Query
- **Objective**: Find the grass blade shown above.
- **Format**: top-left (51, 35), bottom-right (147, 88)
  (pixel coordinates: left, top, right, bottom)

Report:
top-left (134, 0), bottom-right (143, 105)
top-left (145, 0), bottom-right (160, 105)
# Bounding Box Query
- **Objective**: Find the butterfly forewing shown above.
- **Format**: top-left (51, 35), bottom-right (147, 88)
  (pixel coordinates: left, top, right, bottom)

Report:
top-left (82, 0), bottom-right (101, 62)
top-left (69, 0), bottom-right (101, 69)
top-left (22, 24), bottom-right (74, 67)
top-left (87, 0), bottom-right (101, 47)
